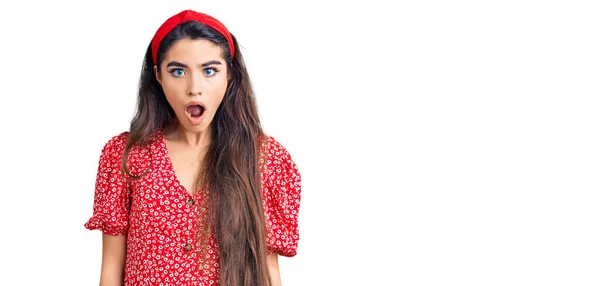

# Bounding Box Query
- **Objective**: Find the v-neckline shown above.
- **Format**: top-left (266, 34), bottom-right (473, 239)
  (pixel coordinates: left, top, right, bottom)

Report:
top-left (160, 131), bottom-right (201, 198)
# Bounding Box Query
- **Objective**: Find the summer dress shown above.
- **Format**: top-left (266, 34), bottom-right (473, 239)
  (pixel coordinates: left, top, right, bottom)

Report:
top-left (84, 130), bottom-right (301, 285)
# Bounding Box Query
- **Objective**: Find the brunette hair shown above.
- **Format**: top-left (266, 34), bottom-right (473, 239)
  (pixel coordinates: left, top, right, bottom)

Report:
top-left (121, 20), bottom-right (271, 286)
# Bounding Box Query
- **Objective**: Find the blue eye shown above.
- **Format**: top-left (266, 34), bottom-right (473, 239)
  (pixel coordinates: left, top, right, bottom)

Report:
top-left (204, 68), bottom-right (216, 77)
top-left (170, 69), bottom-right (185, 77)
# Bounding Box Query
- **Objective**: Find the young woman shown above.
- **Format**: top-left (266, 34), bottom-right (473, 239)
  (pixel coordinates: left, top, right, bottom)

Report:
top-left (84, 9), bottom-right (302, 286)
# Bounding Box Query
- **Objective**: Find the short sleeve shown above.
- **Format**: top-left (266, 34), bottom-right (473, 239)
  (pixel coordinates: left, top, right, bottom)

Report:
top-left (262, 136), bottom-right (302, 257)
top-left (84, 132), bottom-right (131, 236)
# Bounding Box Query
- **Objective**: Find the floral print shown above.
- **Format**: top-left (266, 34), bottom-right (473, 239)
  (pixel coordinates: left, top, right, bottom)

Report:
top-left (84, 130), bottom-right (301, 285)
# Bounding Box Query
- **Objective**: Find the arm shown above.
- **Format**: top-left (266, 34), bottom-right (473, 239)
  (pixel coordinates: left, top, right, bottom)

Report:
top-left (100, 234), bottom-right (127, 286)
top-left (84, 133), bottom-right (132, 285)
top-left (267, 253), bottom-right (282, 286)
top-left (262, 136), bottom-right (301, 285)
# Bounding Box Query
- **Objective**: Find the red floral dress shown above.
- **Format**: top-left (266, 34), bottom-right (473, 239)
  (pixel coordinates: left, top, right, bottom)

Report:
top-left (84, 130), bottom-right (301, 285)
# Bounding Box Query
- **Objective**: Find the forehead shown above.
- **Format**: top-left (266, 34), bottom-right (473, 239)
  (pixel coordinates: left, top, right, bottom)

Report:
top-left (163, 38), bottom-right (225, 62)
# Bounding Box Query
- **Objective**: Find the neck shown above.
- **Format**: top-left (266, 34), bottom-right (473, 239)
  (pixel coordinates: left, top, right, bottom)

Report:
top-left (168, 123), bottom-right (212, 149)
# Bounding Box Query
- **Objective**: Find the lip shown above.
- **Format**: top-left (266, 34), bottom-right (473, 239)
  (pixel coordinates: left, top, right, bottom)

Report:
top-left (185, 101), bottom-right (206, 110)
top-left (184, 101), bottom-right (207, 126)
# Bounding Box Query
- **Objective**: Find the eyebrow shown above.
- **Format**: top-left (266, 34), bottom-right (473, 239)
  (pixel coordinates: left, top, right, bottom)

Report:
top-left (166, 60), bottom-right (223, 68)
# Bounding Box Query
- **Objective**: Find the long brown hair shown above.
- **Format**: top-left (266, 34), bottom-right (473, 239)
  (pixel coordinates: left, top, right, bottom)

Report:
top-left (121, 21), bottom-right (271, 286)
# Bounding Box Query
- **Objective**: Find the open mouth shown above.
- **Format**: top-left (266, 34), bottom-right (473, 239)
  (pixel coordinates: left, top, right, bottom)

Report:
top-left (185, 104), bottom-right (205, 118)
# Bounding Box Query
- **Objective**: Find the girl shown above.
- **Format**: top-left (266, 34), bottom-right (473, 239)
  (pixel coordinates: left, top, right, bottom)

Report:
top-left (84, 9), bottom-right (302, 286)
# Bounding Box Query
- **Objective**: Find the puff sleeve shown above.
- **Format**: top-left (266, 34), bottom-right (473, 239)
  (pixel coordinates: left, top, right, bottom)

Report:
top-left (262, 136), bottom-right (302, 257)
top-left (84, 132), bottom-right (131, 236)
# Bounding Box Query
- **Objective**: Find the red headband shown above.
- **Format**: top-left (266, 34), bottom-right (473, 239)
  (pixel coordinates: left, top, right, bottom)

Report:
top-left (151, 9), bottom-right (235, 65)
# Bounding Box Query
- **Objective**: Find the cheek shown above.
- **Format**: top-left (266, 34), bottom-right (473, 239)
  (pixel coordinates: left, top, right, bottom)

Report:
top-left (208, 79), bottom-right (229, 108)
top-left (161, 81), bottom-right (184, 103)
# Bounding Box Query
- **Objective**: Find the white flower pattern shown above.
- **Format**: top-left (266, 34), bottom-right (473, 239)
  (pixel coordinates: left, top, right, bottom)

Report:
top-left (85, 130), bottom-right (301, 285)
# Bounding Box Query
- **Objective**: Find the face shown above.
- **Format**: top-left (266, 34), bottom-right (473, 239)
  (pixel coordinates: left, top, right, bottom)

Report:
top-left (155, 38), bottom-right (229, 133)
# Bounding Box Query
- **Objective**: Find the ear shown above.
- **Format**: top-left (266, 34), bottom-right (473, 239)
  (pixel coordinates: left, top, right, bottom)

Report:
top-left (154, 65), bottom-right (162, 85)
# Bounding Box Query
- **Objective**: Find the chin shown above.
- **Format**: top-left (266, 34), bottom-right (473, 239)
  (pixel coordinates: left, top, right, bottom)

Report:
top-left (182, 123), bottom-right (210, 133)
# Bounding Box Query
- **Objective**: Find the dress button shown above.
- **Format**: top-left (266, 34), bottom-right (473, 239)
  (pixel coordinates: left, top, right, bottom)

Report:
top-left (184, 243), bottom-right (192, 251)
top-left (187, 198), bottom-right (195, 206)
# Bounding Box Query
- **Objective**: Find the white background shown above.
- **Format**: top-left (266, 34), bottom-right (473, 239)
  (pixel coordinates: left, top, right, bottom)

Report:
top-left (0, 0), bottom-right (599, 285)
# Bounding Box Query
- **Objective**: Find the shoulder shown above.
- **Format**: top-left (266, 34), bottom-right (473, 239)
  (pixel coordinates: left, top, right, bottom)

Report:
top-left (100, 131), bottom-right (131, 157)
top-left (105, 131), bottom-right (131, 147)
top-left (263, 134), bottom-right (295, 163)
top-left (261, 134), bottom-right (301, 179)
top-left (98, 131), bottom-right (155, 177)
top-left (100, 130), bottom-right (161, 155)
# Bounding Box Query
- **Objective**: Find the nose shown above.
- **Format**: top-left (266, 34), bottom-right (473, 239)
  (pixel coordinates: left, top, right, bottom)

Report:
top-left (187, 73), bottom-right (203, 96)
